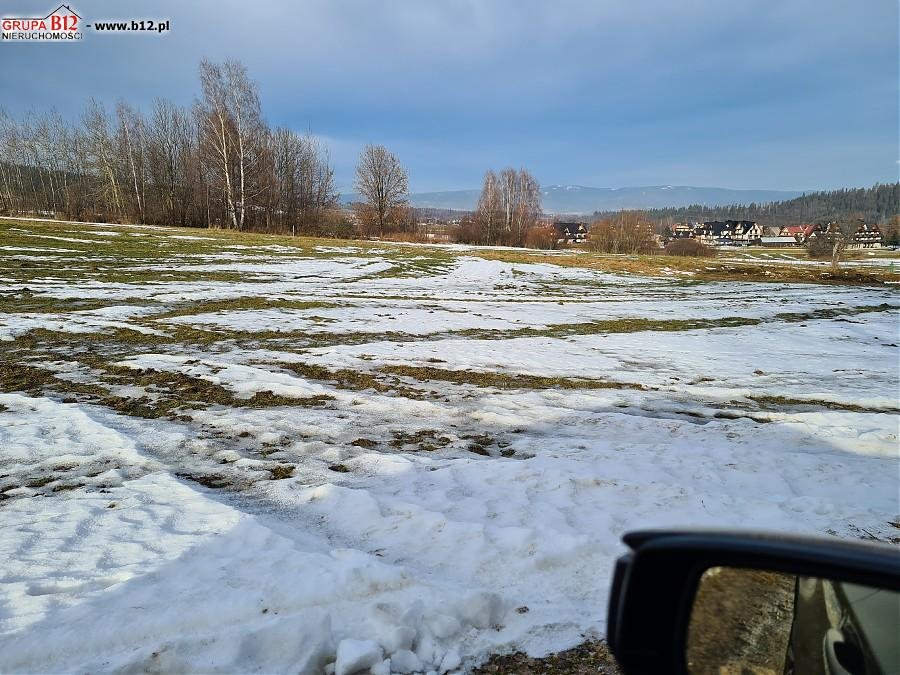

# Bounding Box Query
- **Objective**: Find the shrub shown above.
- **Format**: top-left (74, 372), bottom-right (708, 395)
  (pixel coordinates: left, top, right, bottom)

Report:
top-left (382, 230), bottom-right (428, 243)
top-left (587, 211), bottom-right (656, 253)
top-left (524, 223), bottom-right (559, 250)
top-left (664, 239), bottom-right (716, 257)
top-left (450, 215), bottom-right (483, 244)
top-left (806, 234), bottom-right (836, 259)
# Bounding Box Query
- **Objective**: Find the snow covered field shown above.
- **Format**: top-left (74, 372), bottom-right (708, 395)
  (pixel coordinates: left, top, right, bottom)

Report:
top-left (1, 219), bottom-right (898, 674)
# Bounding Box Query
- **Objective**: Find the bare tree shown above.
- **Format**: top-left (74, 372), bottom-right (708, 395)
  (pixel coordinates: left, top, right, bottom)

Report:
top-left (498, 168), bottom-right (517, 242)
top-left (225, 60), bottom-right (267, 230)
top-left (474, 170), bottom-right (501, 244)
top-left (473, 167), bottom-right (542, 246)
top-left (267, 128), bottom-right (338, 234)
top-left (509, 169), bottom-right (541, 246)
top-left (354, 144), bottom-right (408, 237)
top-left (0, 111), bottom-right (15, 213)
top-left (0, 111), bottom-right (30, 214)
top-left (196, 59), bottom-right (267, 230)
top-left (806, 222), bottom-right (849, 272)
top-left (196, 60), bottom-right (238, 228)
top-left (83, 99), bottom-right (124, 219)
top-left (146, 98), bottom-right (195, 225)
top-left (116, 101), bottom-right (147, 222)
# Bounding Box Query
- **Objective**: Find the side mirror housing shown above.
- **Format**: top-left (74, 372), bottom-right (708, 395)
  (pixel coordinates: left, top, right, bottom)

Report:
top-left (607, 530), bottom-right (900, 674)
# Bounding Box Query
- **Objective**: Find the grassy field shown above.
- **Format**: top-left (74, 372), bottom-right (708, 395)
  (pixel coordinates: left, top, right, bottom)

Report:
top-left (4, 216), bottom-right (899, 287)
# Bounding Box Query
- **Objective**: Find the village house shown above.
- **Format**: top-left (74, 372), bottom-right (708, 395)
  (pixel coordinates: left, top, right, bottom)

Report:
top-left (805, 222), bottom-right (839, 247)
top-left (683, 220), bottom-right (763, 246)
top-left (669, 222), bottom-right (697, 239)
top-left (695, 221), bottom-right (734, 247)
top-left (780, 224), bottom-right (819, 242)
top-left (780, 225), bottom-right (807, 241)
top-left (553, 221), bottom-right (588, 244)
top-left (849, 222), bottom-right (883, 249)
top-left (659, 219), bottom-right (880, 249)
top-left (731, 220), bottom-right (763, 245)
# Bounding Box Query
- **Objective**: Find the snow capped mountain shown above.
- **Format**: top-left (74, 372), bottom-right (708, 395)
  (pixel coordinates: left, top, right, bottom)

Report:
top-left (344, 185), bottom-right (804, 214)
top-left (536, 185), bottom-right (804, 214)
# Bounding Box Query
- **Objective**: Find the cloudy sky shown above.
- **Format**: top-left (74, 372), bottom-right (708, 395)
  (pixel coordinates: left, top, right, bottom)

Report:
top-left (2, 0), bottom-right (897, 192)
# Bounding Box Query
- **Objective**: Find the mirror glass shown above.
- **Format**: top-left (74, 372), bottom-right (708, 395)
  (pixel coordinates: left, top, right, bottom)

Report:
top-left (686, 566), bottom-right (900, 675)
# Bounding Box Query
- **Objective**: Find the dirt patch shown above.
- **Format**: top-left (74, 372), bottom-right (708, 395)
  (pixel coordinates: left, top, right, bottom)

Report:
top-left (687, 567), bottom-right (795, 675)
top-left (25, 475), bottom-right (56, 488)
top-left (175, 472), bottom-right (233, 489)
top-left (464, 433), bottom-right (497, 456)
top-left (245, 390), bottom-right (335, 408)
top-left (475, 640), bottom-right (620, 674)
top-left (390, 429), bottom-right (453, 452)
top-left (269, 464), bottom-right (295, 480)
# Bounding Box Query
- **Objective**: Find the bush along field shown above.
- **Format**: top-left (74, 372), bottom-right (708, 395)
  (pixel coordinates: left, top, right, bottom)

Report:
top-left (1, 216), bottom-right (899, 673)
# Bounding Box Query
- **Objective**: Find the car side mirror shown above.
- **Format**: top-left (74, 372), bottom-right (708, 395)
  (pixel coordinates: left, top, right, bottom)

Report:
top-left (606, 530), bottom-right (900, 675)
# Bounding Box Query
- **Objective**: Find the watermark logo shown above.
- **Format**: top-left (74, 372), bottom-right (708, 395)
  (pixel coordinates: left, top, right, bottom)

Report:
top-left (1, 4), bottom-right (171, 42)
top-left (1, 3), bottom-right (83, 41)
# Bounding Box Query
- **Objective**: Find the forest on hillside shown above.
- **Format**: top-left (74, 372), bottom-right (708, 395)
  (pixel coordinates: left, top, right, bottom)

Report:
top-left (592, 183), bottom-right (899, 228)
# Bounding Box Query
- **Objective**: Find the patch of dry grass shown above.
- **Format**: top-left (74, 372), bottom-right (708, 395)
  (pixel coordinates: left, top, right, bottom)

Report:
top-left (380, 365), bottom-right (644, 391)
top-left (0, 360), bottom-right (337, 420)
top-left (749, 394), bottom-right (899, 414)
top-left (471, 248), bottom-right (900, 286)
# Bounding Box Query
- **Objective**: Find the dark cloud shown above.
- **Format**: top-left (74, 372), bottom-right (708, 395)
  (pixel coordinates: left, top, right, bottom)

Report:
top-left (1, 0), bottom-right (896, 191)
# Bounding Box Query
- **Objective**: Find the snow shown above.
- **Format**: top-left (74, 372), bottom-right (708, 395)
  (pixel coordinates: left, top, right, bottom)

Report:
top-left (0, 305), bottom-right (167, 341)
top-left (293, 314), bottom-right (900, 413)
top-left (335, 640), bottom-right (384, 675)
top-left (1, 220), bottom-right (898, 673)
top-left (19, 233), bottom-right (113, 244)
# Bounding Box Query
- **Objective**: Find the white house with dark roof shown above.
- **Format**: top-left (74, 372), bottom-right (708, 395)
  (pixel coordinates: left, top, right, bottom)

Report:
top-left (553, 221), bottom-right (588, 244)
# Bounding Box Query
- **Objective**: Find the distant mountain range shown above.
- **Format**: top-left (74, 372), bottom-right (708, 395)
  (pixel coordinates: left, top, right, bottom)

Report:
top-left (342, 185), bottom-right (805, 214)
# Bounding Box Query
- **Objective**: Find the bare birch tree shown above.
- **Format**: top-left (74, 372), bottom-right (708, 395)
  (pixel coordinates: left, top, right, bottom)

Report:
top-left (196, 60), bottom-right (237, 229)
top-left (474, 167), bottom-right (541, 246)
top-left (510, 169), bottom-right (541, 246)
top-left (475, 170), bottom-right (501, 244)
top-left (116, 101), bottom-right (147, 222)
top-left (224, 60), bottom-right (267, 230)
top-left (196, 59), bottom-right (266, 230)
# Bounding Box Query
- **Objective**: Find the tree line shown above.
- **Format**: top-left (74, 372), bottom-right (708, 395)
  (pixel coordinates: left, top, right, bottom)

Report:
top-left (595, 183), bottom-right (900, 229)
top-left (0, 59), bottom-right (349, 235)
